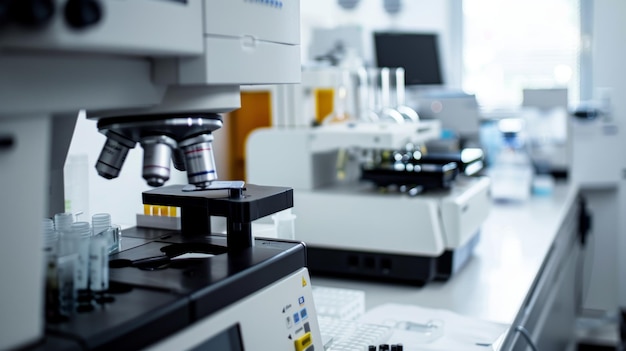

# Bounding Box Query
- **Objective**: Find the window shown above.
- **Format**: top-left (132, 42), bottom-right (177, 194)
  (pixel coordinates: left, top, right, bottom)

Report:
top-left (462, 0), bottom-right (581, 109)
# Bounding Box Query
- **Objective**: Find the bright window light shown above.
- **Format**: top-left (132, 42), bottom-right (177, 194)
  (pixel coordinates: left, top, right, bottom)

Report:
top-left (462, 0), bottom-right (580, 109)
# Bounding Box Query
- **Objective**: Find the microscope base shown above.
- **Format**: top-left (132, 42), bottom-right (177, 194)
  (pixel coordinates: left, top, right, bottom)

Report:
top-left (41, 229), bottom-right (316, 350)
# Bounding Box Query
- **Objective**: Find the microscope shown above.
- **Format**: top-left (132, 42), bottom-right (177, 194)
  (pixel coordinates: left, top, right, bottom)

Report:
top-left (0, 1), bottom-right (322, 350)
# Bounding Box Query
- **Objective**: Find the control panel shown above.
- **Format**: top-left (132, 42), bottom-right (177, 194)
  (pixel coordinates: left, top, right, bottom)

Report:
top-left (144, 268), bottom-right (323, 351)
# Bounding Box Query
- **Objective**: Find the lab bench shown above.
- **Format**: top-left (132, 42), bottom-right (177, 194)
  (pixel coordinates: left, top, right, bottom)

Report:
top-left (310, 181), bottom-right (585, 351)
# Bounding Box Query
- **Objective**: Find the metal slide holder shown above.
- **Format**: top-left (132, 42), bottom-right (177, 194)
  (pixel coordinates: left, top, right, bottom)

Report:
top-left (142, 183), bottom-right (294, 251)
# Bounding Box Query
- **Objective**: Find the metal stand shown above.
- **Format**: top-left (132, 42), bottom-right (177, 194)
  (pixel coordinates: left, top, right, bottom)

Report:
top-left (142, 182), bottom-right (294, 251)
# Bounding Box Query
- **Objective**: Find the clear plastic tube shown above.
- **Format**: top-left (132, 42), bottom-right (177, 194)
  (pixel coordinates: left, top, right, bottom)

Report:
top-left (89, 234), bottom-right (109, 293)
top-left (92, 213), bottom-right (121, 254)
top-left (92, 213), bottom-right (111, 236)
top-left (69, 222), bottom-right (91, 291)
top-left (56, 234), bottom-right (78, 318)
top-left (43, 218), bottom-right (61, 322)
top-left (42, 218), bottom-right (57, 253)
top-left (54, 212), bottom-right (74, 234)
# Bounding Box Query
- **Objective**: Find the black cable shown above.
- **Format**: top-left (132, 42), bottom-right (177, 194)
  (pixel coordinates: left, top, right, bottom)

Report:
top-left (515, 325), bottom-right (539, 351)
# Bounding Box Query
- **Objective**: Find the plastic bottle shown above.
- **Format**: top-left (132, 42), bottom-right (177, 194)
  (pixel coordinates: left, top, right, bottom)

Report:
top-left (55, 214), bottom-right (79, 318)
top-left (91, 213), bottom-right (111, 236)
top-left (52, 212), bottom-right (81, 317)
top-left (42, 218), bottom-right (58, 257)
top-left (89, 232), bottom-right (109, 296)
top-left (92, 213), bottom-right (121, 254)
top-left (54, 212), bottom-right (74, 235)
top-left (66, 222), bottom-right (94, 313)
top-left (64, 154), bottom-right (90, 217)
top-left (42, 218), bottom-right (61, 322)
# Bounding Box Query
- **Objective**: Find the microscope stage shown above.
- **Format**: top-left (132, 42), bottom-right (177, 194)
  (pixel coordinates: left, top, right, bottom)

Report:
top-left (142, 184), bottom-right (294, 223)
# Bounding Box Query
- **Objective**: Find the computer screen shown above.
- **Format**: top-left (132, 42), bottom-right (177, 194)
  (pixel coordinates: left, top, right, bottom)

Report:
top-left (374, 32), bottom-right (443, 86)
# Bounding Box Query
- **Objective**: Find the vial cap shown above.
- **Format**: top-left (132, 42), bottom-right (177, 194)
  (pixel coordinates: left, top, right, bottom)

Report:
top-left (92, 213), bottom-right (111, 235)
top-left (54, 212), bottom-right (75, 233)
top-left (42, 218), bottom-right (58, 243)
top-left (71, 221), bottom-right (92, 237)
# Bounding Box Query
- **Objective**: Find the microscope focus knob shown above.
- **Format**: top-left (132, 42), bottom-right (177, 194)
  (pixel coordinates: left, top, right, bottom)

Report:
top-left (12, 0), bottom-right (55, 28)
top-left (64, 0), bottom-right (101, 29)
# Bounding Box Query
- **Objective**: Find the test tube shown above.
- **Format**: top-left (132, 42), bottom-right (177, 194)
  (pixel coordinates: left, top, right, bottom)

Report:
top-left (42, 218), bottom-right (57, 255)
top-left (92, 213), bottom-right (111, 236)
top-left (56, 230), bottom-right (78, 318)
top-left (54, 212), bottom-right (74, 234)
top-left (43, 218), bottom-right (61, 322)
top-left (89, 233), bottom-right (109, 295)
top-left (92, 213), bottom-right (120, 254)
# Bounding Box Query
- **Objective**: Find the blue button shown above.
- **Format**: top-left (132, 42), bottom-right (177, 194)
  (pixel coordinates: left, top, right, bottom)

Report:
top-left (293, 312), bottom-right (300, 324)
top-left (298, 296), bottom-right (305, 305)
top-left (300, 308), bottom-right (308, 319)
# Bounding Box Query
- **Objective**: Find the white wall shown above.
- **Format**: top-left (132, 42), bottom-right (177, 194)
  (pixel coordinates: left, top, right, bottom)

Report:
top-left (300, 0), bottom-right (455, 83)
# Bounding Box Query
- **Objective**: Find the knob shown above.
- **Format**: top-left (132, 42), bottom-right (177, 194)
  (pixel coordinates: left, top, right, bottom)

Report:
top-left (12, 0), bottom-right (54, 28)
top-left (64, 0), bottom-right (101, 29)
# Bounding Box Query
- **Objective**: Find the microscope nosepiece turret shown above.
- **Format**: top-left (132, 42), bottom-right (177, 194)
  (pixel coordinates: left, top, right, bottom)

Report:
top-left (95, 115), bottom-right (223, 188)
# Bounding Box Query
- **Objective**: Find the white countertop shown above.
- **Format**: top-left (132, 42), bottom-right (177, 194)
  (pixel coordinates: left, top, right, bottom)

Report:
top-left (310, 181), bottom-right (579, 326)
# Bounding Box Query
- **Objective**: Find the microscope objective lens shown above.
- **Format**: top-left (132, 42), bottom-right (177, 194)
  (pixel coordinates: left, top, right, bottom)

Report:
top-left (180, 134), bottom-right (218, 186)
top-left (140, 135), bottom-right (176, 187)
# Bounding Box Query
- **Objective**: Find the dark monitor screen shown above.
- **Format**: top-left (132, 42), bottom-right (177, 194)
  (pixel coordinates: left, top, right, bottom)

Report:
top-left (190, 324), bottom-right (244, 351)
top-left (374, 32), bottom-right (443, 86)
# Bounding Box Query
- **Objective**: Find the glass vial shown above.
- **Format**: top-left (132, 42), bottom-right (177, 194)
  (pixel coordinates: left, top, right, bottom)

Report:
top-left (92, 213), bottom-right (121, 254)
top-left (54, 212), bottom-right (74, 235)
top-left (69, 222), bottom-right (92, 291)
top-left (43, 218), bottom-right (62, 322)
top-left (56, 229), bottom-right (78, 318)
top-left (89, 234), bottom-right (109, 294)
